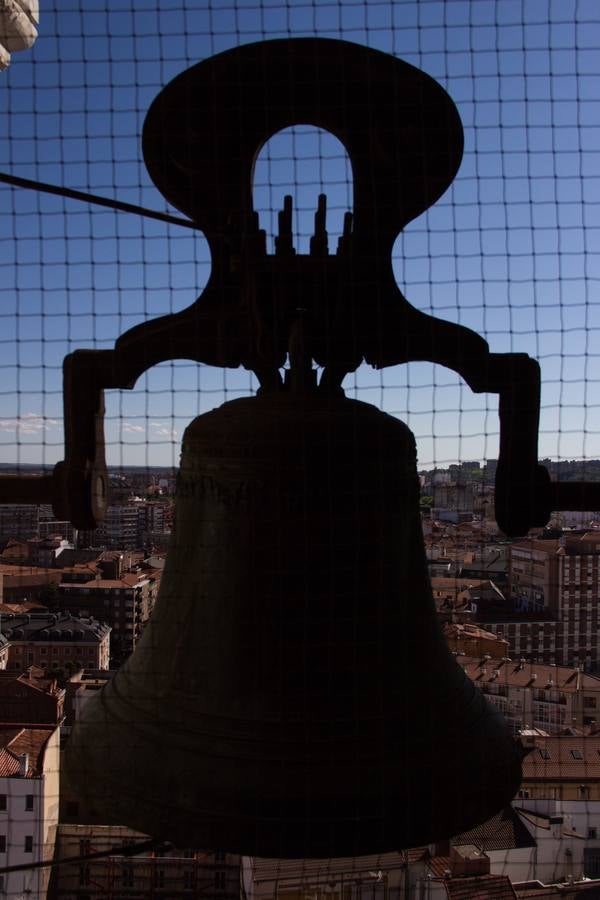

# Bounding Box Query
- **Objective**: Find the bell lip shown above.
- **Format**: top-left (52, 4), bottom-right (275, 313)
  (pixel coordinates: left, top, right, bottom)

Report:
top-left (61, 769), bottom-right (523, 860)
top-left (64, 710), bottom-right (523, 859)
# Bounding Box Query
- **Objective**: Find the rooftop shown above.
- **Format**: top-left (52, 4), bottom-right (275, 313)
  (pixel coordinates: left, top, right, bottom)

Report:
top-left (0, 665), bottom-right (63, 697)
top-left (0, 612), bottom-right (110, 642)
top-left (521, 735), bottom-right (600, 780)
top-left (453, 807), bottom-right (536, 852)
top-left (443, 875), bottom-right (517, 900)
top-left (0, 726), bottom-right (55, 777)
top-left (250, 853), bottom-right (406, 884)
top-left (456, 656), bottom-right (600, 693)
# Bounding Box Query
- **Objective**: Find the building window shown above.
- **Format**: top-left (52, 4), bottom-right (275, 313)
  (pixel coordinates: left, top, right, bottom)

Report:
top-left (121, 865), bottom-right (134, 888)
top-left (215, 871), bottom-right (226, 891)
top-left (79, 839), bottom-right (91, 856)
top-left (184, 869), bottom-right (195, 890)
top-left (585, 848), bottom-right (600, 878)
top-left (589, 828), bottom-right (598, 839)
top-left (518, 789), bottom-right (530, 800)
top-left (25, 795), bottom-right (34, 811)
top-left (79, 866), bottom-right (90, 886)
top-left (585, 697), bottom-right (597, 708)
top-left (24, 835), bottom-right (33, 853)
top-left (0, 795), bottom-right (6, 812)
top-left (571, 749), bottom-right (584, 759)
top-left (156, 869), bottom-right (165, 888)
top-left (0, 836), bottom-right (5, 852)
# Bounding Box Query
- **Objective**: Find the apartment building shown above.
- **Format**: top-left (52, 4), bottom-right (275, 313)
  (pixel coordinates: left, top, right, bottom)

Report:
top-left (0, 725), bottom-right (60, 899)
top-left (0, 505), bottom-right (39, 543)
top-left (505, 533), bottom-right (600, 670)
top-left (78, 500), bottom-right (171, 550)
top-left (58, 572), bottom-right (156, 663)
top-left (456, 655), bottom-right (600, 733)
top-left (1, 612), bottom-right (111, 671)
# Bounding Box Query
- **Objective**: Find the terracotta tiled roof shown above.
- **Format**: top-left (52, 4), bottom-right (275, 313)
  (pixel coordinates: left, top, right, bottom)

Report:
top-left (521, 736), bottom-right (600, 780)
top-left (60, 575), bottom-right (147, 590)
top-left (444, 874), bottom-right (517, 899)
top-left (515, 883), bottom-right (600, 897)
top-left (515, 809), bottom-right (585, 840)
top-left (428, 856), bottom-right (452, 878)
top-left (456, 657), bottom-right (600, 695)
top-left (0, 667), bottom-right (62, 697)
top-left (445, 624), bottom-right (502, 642)
top-left (0, 726), bottom-right (54, 776)
top-left (0, 564), bottom-right (57, 577)
top-left (250, 853), bottom-right (406, 884)
top-left (453, 807), bottom-right (536, 851)
top-left (0, 601), bottom-right (47, 614)
top-left (60, 564), bottom-right (100, 576)
top-left (432, 578), bottom-right (491, 592)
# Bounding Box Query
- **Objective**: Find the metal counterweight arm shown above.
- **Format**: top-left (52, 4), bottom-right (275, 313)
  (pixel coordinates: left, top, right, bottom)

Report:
top-left (462, 350), bottom-right (600, 535)
top-left (364, 294), bottom-right (551, 537)
top-left (52, 351), bottom-right (111, 530)
top-left (465, 352), bottom-right (551, 538)
top-left (0, 351), bottom-right (109, 530)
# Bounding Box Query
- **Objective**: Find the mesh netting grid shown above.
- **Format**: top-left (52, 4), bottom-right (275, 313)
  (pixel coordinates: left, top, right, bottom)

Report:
top-left (1, 0), bottom-right (600, 888)
top-left (2, 0), bottom-right (599, 475)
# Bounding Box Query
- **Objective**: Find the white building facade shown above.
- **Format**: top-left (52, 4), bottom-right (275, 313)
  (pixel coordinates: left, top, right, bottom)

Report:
top-left (0, 725), bottom-right (60, 898)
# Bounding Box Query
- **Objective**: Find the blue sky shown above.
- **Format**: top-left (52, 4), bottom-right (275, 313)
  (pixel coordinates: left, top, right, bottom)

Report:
top-left (1, 0), bottom-right (600, 471)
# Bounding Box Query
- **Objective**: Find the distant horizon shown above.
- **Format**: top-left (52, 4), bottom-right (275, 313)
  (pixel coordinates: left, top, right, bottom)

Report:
top-left (3, 456), bottom-right (600, 477)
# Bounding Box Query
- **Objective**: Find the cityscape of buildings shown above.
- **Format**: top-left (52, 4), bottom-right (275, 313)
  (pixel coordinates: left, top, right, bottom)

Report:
top-left (0, 462), bottom-right (599, 895)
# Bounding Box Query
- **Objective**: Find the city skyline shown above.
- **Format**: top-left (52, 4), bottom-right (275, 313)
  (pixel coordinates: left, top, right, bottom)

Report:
top-left (1, 0), bottom-right (600, 471)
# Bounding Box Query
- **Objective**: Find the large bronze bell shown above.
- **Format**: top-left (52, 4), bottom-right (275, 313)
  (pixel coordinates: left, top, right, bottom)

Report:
top-left (63, 38), bottom-right (531, 858)
top-left (65, 382), bottom-right (522, 857)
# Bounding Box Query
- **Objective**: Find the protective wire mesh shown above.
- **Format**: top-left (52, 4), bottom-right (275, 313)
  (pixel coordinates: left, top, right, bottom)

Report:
top-left (1, 0), bottom-right (600, 893)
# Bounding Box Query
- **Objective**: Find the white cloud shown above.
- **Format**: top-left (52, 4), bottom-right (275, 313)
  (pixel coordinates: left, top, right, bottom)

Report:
top-left (122, 422), bottom-right (145, 434)
top-left (150, 421), bottom-right (178, 440)
top-left (0, 413), bottom-right (59, 433)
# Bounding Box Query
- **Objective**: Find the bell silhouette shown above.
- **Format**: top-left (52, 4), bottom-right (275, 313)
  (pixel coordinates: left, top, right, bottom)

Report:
top-left (65, 387), bottom-right (523, 858)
